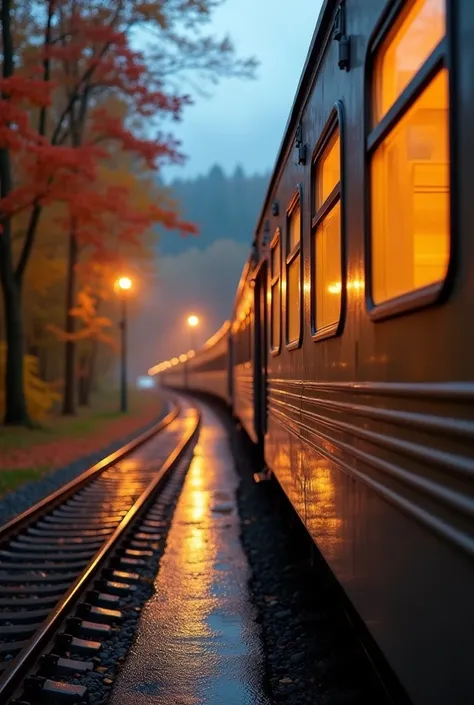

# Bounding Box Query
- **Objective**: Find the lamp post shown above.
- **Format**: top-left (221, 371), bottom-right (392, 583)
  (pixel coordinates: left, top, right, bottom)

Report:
top-left (185, 314), bottom-right (199, 389)
top-left (115, 277), bottom-right (132, 412)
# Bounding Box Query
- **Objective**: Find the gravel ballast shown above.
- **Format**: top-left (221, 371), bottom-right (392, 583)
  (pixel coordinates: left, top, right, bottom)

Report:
top-left (220, 399), bottom-right (398, 705)
top-left (39, 441), bottom-right (196, 705)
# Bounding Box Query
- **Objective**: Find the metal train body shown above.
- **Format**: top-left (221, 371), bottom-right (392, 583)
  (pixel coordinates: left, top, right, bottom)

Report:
top-left (158, 1), bottom-right (474, 703)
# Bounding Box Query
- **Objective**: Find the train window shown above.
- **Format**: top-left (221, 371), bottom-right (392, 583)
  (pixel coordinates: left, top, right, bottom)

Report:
top-left (312, 122), bottom-right (342, 335)
top-left (369, 0), bottom-right (449, 310)
top-left (316, 131), bottom-right (340, 208)
top-left (286, 192), bottom-right (302, 348)
top-left (288, 203), bottom-right (301, 251)
top-left (373, 0), bottom-right (445, 122)
top-left (270, 230), bottom-right (281, 353)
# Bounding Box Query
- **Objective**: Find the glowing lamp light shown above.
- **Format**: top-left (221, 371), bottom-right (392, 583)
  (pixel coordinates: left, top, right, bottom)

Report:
top-left (117, 276), bottom-right (132, 291)
top-left (187, 315), bottom-right (199, 327)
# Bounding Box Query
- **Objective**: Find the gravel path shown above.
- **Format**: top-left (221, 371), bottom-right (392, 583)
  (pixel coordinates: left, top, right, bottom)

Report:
top-left (0, 400), bottom-right (169, 527)
top-left (220, 401), bottom-right (395, 705)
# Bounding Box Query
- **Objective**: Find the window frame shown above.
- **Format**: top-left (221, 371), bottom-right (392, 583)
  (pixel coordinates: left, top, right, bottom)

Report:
top-left (310, 103), bottom-right (346, 342)
top-left (365, 0), bottom-right (456, 321)
top-left (269, 227), bottom-right (282, 356)
top-left (285, 184), bottom-right (304, 350)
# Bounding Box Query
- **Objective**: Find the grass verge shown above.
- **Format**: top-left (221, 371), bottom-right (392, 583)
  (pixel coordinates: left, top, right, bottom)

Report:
top-left (0, 388), bottom-right (164, 496)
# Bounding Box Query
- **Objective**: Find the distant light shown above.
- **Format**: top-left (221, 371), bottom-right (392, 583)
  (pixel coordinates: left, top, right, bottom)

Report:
top-left (327, 282), bottom-right (342, 294)
top-left (116, 276), bottom-right (132, 291)
top-left (171, 357), bottom-right (179, 365)
top-left (137, 376), bottom-right (155, 388)
top-left (187, 315), bottom-right (199, 327)
top-left (179, 353), bottom-right (187, 363)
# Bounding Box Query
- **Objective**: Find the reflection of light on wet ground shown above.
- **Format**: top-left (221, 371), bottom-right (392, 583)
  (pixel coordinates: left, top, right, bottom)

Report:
top-left (109, 406), bottom-right (269, 705)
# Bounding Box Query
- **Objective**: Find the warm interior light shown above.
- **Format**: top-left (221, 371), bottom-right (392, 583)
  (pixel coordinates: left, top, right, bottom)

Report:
top-left (187, 315), bottom-right (199, 327)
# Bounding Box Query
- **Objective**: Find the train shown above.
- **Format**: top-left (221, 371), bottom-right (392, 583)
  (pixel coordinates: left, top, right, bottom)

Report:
top-left (150, 2), bottom-right (474, 704)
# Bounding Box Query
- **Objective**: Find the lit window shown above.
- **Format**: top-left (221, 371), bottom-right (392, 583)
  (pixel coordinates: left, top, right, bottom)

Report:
top-left (373, 0), bottom-right (445, 122)
top-left (286, 199), bottom-right (301, 345)
top-left (316, 132), bottom-right (340, 207)
top-left (370, 0), bottom-right (449, 305)
top-left (270, 232), bottom-right (281, 352)
top-left (313, 126), bottom-right (342, 333)
top-left (288, 204), bottom-right (301, 251)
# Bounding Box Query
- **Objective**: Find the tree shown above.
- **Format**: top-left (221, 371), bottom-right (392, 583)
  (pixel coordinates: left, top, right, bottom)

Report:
top-left (0, 0), bottom-right (257, 425)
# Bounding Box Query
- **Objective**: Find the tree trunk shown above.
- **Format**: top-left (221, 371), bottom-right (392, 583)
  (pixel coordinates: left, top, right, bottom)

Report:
top-left (88, 338), bottom-right (99, 398)
top-left (0, 0), bottom-right (32, 426)
top-left (0, 268), bottom-right (30, 425)
top-left (62, 225), bottom-right (78, 415)
top-left (39, 346), bottom-right (48, 381)
top-left (77, 352), bottom-right (91, 406)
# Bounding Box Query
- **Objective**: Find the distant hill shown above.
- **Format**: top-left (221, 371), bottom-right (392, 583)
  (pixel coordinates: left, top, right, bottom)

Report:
top-left (157, 164), bottom-right (270, 255)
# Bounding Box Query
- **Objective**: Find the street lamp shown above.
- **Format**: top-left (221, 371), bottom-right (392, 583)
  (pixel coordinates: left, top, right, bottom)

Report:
top-left (184, 314), bottom-right (199, 389)
top-left (187, 314), bottom-right (199, 351)
top-left (115, 277), bottom-right (132, 412)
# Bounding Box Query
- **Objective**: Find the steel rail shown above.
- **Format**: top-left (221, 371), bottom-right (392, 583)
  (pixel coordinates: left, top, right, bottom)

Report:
top-left (0, 402), bottom-right (201, 703)
top-left (0, 399), bottom-right (180, 544)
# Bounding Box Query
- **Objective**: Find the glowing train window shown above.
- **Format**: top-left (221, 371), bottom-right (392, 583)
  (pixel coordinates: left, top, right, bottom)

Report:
top-left (286, 192), bottom-right (302, 348)
top-left (270, 230), bottom-right (281, 353)
top-left (370, 0), bottom-right (449, 308)
top-left (312, 122), bottom-right (342, 336)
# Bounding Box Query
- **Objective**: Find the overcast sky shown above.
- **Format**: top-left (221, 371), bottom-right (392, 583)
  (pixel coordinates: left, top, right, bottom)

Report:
top-left (132, 0), bottom-right (324, 377)
top-left (163, 0), bottom-right (322, 180)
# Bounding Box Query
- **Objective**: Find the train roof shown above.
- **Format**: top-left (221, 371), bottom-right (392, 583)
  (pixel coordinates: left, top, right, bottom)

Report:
top-left (253, 0), bottom-right (334, 243)
top-left (231, 0), bottom-right (334, 318)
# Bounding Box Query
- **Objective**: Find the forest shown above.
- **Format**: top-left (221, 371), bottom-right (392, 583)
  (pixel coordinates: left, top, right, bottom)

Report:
top-left (0, 0), bottom-right (256, 427)
top-left (157, 165), bottom-right (269, 256)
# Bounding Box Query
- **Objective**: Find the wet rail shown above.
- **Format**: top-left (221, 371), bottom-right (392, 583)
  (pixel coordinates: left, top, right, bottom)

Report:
top-left (0, 396), bottom-right (200, 704)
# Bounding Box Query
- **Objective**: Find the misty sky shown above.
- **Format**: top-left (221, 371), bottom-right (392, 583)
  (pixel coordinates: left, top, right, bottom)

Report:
top-left (132, 0), bottom-right (324, 378)
top-left (164, 0), bottom-right (322, 180)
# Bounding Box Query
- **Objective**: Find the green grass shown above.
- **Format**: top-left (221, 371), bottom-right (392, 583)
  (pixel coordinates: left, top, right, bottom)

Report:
top-left (0, 388), bottom-right (162, 453)
top-left (0, 467), bottom-right (48, 497)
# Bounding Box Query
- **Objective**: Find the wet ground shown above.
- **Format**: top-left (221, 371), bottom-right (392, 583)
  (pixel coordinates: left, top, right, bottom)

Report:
top-left (103, 395), bottom-right (394, 705)
top-left (109, 403), bottom-right (269, 705)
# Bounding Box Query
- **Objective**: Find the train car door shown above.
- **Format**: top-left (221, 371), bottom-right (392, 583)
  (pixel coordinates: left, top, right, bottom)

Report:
top-left (252, 260), bottom-right (268, 447)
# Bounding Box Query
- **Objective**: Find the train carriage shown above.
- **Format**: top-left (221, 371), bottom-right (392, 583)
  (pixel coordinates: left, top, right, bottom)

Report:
top-left (157, 321), bottom-right (231, 404)
top-left (154, 1), bottom-right (474, 703)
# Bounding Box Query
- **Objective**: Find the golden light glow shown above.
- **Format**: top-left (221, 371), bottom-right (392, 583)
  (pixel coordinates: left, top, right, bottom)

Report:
top-left (171, 357), bottom-right (179, 365)
top-left (316, 132), bottom-right (341, 208)
top-left (187, 315), bottom-right (199, 327)
top-left (315, 129), bottom-right (341, 331)
top-left (202, 320), bottom-right (230, 350)
top-left (373, 0), bottom-right (445, 122)
top-left (326, 279), bottom-right (364, 295)
top-left (372, 70), bottom-right (449, 303)
top-left (327, 282), bottom-right (342, 295)
top-left (116, 276), bottom-right (132, 291)
top-left (179, 353), bottom-right (187, 363)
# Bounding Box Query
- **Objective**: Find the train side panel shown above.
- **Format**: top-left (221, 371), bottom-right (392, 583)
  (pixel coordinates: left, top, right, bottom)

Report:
top-left (231, 263), bottom-right (257, 442)
top-left (257, 2), bottom-right (474, 704)
top-left (160, 323), bottom-right (230, 405)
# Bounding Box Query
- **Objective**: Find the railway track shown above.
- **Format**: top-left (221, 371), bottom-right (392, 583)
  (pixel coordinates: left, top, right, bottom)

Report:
top-left (0, 396), bottom-right (200, 704)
